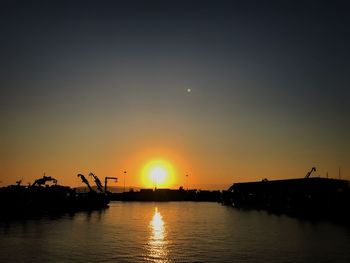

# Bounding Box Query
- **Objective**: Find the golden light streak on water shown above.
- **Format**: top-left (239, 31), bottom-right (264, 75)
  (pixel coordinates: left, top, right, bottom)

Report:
top-left (146, 207), bottom-right (169, 262)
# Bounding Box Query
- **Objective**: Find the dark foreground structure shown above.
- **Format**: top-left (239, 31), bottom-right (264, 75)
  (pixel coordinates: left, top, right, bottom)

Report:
top-left (111, 188), bottom-right (221, 202)
top-left (223, 176), bottom-right (350, 222)
top-left (0, 174), bottom-right (111, 218)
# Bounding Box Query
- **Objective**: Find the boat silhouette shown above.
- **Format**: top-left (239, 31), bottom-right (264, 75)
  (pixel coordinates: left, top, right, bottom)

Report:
top-left (0, 173), bottom-right (113, 217)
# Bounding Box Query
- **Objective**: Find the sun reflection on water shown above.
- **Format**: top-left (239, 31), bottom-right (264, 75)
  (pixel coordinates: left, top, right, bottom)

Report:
top-left (151, 208), bottom-right (165, 241)
top-left (146, 207), bottom-right (169, 262)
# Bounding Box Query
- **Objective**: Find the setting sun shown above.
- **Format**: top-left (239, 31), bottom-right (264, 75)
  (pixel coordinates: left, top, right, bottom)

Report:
top-left (150, 167), bottom-right (167, 185)
top-left (141, 160), bottom-right (176, 188)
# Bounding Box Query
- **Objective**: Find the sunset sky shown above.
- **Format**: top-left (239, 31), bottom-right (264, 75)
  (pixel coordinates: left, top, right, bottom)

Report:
top-left (1, 0), bottom-right (349, 189)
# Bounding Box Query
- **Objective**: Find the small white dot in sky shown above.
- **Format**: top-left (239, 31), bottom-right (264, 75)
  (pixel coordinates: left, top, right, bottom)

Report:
top-left (187, 88), bottom-right (191, 93)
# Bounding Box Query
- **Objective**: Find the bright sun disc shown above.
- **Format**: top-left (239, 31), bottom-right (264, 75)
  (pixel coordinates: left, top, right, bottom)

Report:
top-left (150, 167), bottom-right (167, 184)
top-left (141, 160), bottom-right (175, 188)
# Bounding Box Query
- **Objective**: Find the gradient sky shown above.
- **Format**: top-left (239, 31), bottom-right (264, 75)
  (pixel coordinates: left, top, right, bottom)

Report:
top-left (1, 0), bottom-right (349, 189)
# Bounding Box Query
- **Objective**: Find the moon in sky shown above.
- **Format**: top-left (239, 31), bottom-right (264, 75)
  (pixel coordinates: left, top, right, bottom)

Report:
top-left (187, 88), bottom-right (191, 93)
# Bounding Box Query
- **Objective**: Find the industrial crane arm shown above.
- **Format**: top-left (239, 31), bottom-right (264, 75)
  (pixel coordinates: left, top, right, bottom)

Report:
top-left (305, 167), bottom-right (316, 178)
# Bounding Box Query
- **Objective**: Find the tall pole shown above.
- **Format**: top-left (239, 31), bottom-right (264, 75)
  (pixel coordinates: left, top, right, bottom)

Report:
top-left (124, 171), bottom-right (127, 192)
top-left (186, 174), bottom-right (188, 191)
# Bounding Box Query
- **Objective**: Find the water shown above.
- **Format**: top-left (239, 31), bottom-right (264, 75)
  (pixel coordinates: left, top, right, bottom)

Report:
top-left (1, 202), bottom-right (350, 262)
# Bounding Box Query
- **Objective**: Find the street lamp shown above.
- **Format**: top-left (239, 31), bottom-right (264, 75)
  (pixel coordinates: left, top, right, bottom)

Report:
top-left (123, 171), bottom-right (127, 192)
top-left (186, 174), bottom-right (188, 191)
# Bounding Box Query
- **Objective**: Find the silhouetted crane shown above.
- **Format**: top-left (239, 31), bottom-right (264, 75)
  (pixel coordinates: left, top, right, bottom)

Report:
top-left (305, 167), bottom-right (316, 178)
top-left (89, 172), bottom-right (104, 192)
top-left (31, 176), bottom-right (58, 187)
top-left (16, 179), bottom-right (22, 186)
top-left (77, 174), bottom-right (94, 192)
top-left (104, 177), bottom-right (118, 192)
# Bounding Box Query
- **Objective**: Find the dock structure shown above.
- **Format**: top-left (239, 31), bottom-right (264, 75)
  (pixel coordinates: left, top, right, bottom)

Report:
top-left (111, 188), bottom-right (221, 202)
top-left (0, 175), bottom-right (110, 218)
top-left (223, 177), bottom-right (350, 220)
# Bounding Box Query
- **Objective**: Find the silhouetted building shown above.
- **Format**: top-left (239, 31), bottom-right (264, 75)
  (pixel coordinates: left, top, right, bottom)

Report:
top-left (223, 177), bottom-right (350, 221)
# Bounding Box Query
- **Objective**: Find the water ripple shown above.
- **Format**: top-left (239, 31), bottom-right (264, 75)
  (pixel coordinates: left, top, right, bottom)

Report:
top-left (1, 202), bottom-right (350, 262)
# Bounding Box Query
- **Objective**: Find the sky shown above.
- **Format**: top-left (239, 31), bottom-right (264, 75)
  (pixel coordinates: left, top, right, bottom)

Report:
top-left (1, 0), bottom-right (349, 189)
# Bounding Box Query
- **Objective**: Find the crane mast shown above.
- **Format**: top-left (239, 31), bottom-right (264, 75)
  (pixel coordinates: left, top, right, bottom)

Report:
top-left (104, 177), bottom-right (118, 192)
top-left (305, 167), bottom-right (316, 178)
top-left (77, 174), bottom-right (94, 192)
top-left (89, 172), bottom-right (104, 192)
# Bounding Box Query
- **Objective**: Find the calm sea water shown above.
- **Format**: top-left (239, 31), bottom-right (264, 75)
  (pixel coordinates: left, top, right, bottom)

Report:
top-left (1, 202), bottom-right (350, 262)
